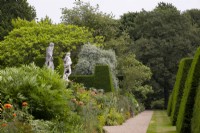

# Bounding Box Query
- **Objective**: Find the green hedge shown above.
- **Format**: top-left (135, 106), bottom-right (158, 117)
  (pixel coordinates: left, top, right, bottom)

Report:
top-left (177, 48), bottom-right (200, 133)
top-left (167, 93), bottom-right (173, 116)
top-left (70, 75), bottom-right (94, 88)
top-left (70, 65), bottom-right (114, 92)
top-left (34, 57), bottom-right (64, 75)
top-left (170, 58), bottom-right (192, 125)
top-left (191, 85), bottom-right (200, 133)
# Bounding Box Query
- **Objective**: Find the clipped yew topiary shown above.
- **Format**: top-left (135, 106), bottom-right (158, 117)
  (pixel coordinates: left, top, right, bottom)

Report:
top-left (170, 58), bottom-right (192, 125)
top-left (191, 85), bottom-right (200, 133)
top-left (70, 65), bottom-right (114, 92)
top-left (167, 93), bottom-right (173, 116)
top-left (177, 48), bottom-right (200, 133)
top-left (70, 75), bottom-right (94, 88)
top-left (94, 65), bottom-right (114, 92)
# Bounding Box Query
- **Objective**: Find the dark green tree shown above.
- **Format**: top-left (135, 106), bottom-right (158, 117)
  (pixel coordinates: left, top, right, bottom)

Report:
top-left (0, 0), bottom-right (36, 40)
top-left (183, 9), bottom-right (200, 53)
top-left (119, 12), bottom-right (139, 40)
top-left (184, 9), bottom-right (200, 27)
top-left (120, 2), bottom-right (197, 107)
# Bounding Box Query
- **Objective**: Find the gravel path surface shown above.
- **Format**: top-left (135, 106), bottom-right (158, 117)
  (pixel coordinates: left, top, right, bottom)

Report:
top-left (103, 111), bottom-right (153, 133)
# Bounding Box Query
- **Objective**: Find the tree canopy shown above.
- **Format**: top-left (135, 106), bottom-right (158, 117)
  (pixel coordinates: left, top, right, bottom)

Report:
top-left (61, 1), bottom-right (119, 41)
top-left (0, 0), bottom-right (36, 40)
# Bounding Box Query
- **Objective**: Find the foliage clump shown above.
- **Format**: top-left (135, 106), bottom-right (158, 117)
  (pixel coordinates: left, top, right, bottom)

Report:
top-left (0, 64), bottom-right (71, 120)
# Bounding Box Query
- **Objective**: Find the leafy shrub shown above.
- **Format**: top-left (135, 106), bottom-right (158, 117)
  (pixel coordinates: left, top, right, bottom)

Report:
top-left (151, 99), bottom-right (165, 109)
top-left (106, 108), bottom-right (124, 125)
top-left (170, 58), bottom-right (192, 125)
top-left (0, 64), bottom-right (72, 120)
top-left (52, 111), bottom-right (83, 133)
top-left (97, 114), bottom-right (107, 133)
top-left (177, 48), bottom-right (200, 133)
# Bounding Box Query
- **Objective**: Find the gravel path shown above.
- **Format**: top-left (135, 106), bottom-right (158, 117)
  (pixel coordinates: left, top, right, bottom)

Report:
top-left (103, 111), bottom-right (153, 133)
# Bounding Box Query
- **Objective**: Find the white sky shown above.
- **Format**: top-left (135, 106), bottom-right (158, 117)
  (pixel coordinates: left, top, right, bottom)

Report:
top-left (27, 0), bottom-right (200, 23)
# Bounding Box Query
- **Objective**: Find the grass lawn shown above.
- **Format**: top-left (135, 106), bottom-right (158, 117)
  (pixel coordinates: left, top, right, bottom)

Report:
top-left (147, 110), bottom-right (176, 133)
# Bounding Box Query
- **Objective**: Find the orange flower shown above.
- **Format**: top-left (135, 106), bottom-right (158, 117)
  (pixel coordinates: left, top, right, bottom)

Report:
top-left (1, 123), bottom-right (7, 127)
top-left (4, 104), bottom-right (12, 109)
top-left (13, 113), bottom-right (17, 117)
top-left (22, 102), bottom-right (28, 107)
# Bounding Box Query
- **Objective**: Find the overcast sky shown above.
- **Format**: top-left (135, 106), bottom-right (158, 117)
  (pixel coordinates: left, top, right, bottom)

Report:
top-left (27, 0), bottom-right (200, 23)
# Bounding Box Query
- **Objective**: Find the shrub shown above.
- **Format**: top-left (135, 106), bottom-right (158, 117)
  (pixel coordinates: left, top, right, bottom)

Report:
top-left (106, 108), bottom-right (124, 126)
top-left (191, 85), bottom-right (200, 133)
top-left (177, 48), bottom-right (200, 133)
top-left (151, 98), bottom-right (165, 109)
top-left (0, 64), bottom-right (72, 120)
top-left (70, 65), bottom-right (114, 92)
top-left (170, 58), bottom-right (192, 125)
top-left (167, 94), bottom-right (173, 116)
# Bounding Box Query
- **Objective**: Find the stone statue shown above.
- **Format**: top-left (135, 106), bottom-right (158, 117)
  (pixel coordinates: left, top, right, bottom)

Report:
top-left (63, 52), bottom-right (72, 81)
top-left (45, 42), bottom-right (54, 70)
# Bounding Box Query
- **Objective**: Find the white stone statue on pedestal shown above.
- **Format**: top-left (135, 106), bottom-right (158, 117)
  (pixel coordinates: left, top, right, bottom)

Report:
top-left (63, 52), bottom-right (72, 81)
top-left (45, 42), bottom-right (54, 70)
